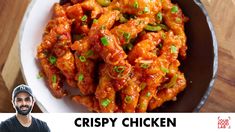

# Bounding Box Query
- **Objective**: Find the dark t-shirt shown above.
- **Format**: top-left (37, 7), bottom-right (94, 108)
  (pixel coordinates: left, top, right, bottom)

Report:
top-left (0, 115), bottom-right (50, 132)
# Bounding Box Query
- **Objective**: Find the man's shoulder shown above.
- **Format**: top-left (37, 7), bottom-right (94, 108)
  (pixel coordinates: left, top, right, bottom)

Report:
top-left (0, 115), bottom-right (17, 131)
top-left (32, 116), bottom-right (50, 131)
top-left (1, 115), bottom-right (16, 125)
top-left (32, 116), bottom-right (47, 125)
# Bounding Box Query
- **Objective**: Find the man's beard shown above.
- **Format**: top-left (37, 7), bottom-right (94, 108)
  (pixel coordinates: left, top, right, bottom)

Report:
top-left (15, 105), bottom-right (33, 115)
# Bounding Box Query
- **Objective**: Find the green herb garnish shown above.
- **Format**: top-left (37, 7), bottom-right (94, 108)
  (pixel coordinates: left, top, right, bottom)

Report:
top-left (171, 6), bottom-right (178, 13)
top-left (171, 45), bottom-right (177, 53)
top-left (101, 98), bottom-right (111, 107)
top-left (134, 1), bottom-right (139, 8)
top-left (49, 56), bottom-right (57, 64)
top-left (78, 73), bottom-right (84, 81)
top-left (79, 56), bottom-right (86, 62)
top-left (124, 96), bottom-right (132, 103)
top-left (100, 36), bottom-right (109, 46)
top-left (81, 15), bottom-right (87, 21)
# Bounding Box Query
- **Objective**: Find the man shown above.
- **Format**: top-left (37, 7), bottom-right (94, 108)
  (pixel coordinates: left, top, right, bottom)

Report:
top-left (0, 84), bottom-right (50, 132)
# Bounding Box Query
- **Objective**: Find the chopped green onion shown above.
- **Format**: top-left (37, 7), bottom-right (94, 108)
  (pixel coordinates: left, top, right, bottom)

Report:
top-left (144, 25), bottom-right (161, 31)
top-left (52, 74), bottom-right (56, 83)
top-left (160, 67), bottom-right (169, 73)
top-left (123, 43), bottom-right (133, 51)
top-left (157, 12), bottom-right (162, 21)
top-left (139, 102), bottom-right (146, 108)
top-left (171, 45), bottom-right (177, 53)
top-left (146, 92), bottom-right (151, 97)
top-left (96, 0), bottom-right (111, 7)
top-left (138, 20), bottom-right (144, 25)
top-left (36, 72), bottom-right (43, 79)
top-left (36, 75), bottom-right (41, 79)
top-left (78, 73), bottom-right (84, 81)
top-left (119, 15), bottom-right (128, 23)
top-left (81, 15), bottom-right (87, 21)
top-left (124, 96), bottom-right (132, 103)
top-left (158, 24), bottom-right (169, 31)
top-left (175, 17), bottom-right (182, 23)
top-left (114, 66), bottom-right (125, 73)
top-left (123, 32), bottom-right (130, 41)
top-left (161, 32), bottom-right (166, 39)
top-left (85, 50), bottom-right (94, 57)
top-left (140, 82), bottom-right (147, 90)
top-left (100, 25), bottom-right (106, 30)
top-left (93, 19), bottom-right (98, 23)
top-left (126, 43), bottom-right (133, 50)
top-left (143, 7), bottom-right (149, 13)
top-left (158, 43), bottom-right (163, 49)
top-left (101, 98), bottom-right (111, 107)
top-left (171, 6), bottom-right (178, 13)
top-left (138, 11), bottom-right (143, 15)
top-left (163, 74), bottom-right (178, 88)
top-left (100, 36), bottom-right (109, 46)
top-left (134, 1), bottom-right (139, 8)
top-left (140, 63), bottom-right (150, 69)
top-left (49, 56), bottom-right (57, 64)
top-left (79, 56), bottom-right (86, 62)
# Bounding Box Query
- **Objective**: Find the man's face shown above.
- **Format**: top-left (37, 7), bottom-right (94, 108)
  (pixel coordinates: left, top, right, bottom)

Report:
top-left (12, 92), bottom-right (35, 116)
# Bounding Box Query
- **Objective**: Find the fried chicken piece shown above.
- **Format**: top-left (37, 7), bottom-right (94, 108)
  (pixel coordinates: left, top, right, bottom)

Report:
top-left (95, 65), bottom-right (118, 112)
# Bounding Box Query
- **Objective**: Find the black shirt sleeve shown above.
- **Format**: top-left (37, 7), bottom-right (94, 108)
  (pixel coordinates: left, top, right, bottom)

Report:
top-left (0, 123), bottom-right (9, 132)
top-left (0, 116), bottom-right (15, 132)
top-left (0, 122), bottom-right (4, 132)
top-left (41, 121), bottom-right (51, 132)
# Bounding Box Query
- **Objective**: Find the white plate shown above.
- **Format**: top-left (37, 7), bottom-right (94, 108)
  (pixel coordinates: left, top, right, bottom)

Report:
top-left (20, 0), bottom-right (89, 112)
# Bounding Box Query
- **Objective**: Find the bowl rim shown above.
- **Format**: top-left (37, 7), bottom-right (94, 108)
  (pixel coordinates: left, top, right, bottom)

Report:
top-left (19, 0), bottom-right (218, 112)
top-left (191, 0), bottom-right (218, 112)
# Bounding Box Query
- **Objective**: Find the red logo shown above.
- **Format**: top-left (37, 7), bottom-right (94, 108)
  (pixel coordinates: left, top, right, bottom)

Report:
top-left (218, 116), bottom-right (231, 129)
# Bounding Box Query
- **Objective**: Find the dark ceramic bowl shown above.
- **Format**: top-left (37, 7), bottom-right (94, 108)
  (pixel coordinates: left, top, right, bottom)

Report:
top-left (155, 0), bottom-right (218, 112)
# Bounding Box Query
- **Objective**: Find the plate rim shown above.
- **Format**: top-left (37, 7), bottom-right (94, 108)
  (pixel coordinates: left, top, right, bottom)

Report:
top-left (19, 0), bottom-right (218, 112)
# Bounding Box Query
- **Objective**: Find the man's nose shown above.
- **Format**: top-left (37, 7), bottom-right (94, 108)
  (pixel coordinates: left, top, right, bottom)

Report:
top-left (21, 100), bottom-right (27, 105)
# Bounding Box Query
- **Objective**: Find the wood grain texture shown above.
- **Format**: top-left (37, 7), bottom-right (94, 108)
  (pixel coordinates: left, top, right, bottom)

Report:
top-left (0, 0), bottom-right (29, 113)
top-left (2, 32), bottom-right (21, 91)
top-left (0, 0), bottom-right (30, 71)
top-left (0, 0), bottom-right (40, 113)
top-left (0, 0), bottom-right (234, 112)
top-left (200, 0), bottom-right (235, 112)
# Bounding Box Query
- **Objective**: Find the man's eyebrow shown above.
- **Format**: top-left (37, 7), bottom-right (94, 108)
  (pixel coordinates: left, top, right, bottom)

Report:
top-left (15, 96), bottom-right (31, 100)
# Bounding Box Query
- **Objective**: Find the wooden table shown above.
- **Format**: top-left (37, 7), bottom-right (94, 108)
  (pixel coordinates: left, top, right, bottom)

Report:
top-left (0, 0), bottom-right (234, 112)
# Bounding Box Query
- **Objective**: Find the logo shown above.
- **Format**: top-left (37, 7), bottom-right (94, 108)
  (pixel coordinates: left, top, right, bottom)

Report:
top-left (20, 86), bottom-right (26, 90)
top-left (218, 116), bottom-right (231, 129)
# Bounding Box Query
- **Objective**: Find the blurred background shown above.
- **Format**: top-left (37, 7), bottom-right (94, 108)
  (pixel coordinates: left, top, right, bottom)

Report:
top-left (0, 0), bottom-right (234, 112)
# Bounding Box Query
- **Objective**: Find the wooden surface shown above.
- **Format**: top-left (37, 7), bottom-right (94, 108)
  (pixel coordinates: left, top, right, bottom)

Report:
top-left (0, 0), bottom-right (30, 113)
top-left (0, 0), bottom-right (234, 112)
top-left (0, 0), bottom-right (40, 113)
top-left (199, 0), bottom-right (235, 112)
